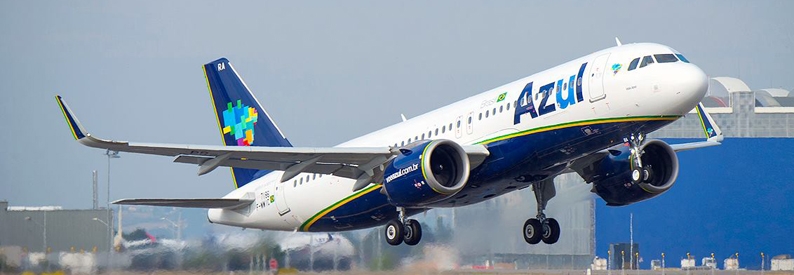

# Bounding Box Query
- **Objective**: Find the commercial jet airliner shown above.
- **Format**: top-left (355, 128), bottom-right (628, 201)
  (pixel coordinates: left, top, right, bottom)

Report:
top-left (57, 41), bottom-right (723, 246)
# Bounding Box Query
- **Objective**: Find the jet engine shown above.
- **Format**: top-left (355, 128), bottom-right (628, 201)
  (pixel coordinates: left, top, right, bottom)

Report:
top-left (583, 139), bottom-right (679, 206)
top-left (381, 139), bottom-right (470, 207)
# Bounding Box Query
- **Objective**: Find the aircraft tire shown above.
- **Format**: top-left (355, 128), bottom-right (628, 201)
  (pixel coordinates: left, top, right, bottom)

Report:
top-left (541, 218), bottom-right (561, 244)
top-left (404, 219), bottom-right (422, 246)
top-left (385, 220), bottom-right (404, 246)
top-left (643, 167), bottom-right (653, 183)
top-left (631, 168), bottom-right (643, 184)
top-left (523, 218), bottom-right (542, 244)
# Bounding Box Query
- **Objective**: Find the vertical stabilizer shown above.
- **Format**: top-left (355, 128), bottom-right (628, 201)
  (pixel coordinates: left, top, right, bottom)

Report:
top-left (203, 58), bottom-right (293, 188)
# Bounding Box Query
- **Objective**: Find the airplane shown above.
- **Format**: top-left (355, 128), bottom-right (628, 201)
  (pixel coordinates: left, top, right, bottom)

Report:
top-left (56, 41), bottom-right (723, 246)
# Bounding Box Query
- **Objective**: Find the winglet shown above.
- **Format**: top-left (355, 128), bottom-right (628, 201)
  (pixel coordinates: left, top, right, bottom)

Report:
top-left (695, 102), bottom-right (723, 142)
top-left (55, 95), bottom-right (88, 140)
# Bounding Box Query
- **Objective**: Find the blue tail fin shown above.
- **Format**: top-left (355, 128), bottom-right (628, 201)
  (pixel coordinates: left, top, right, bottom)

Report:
top-left (203, 58), bottom-right (293, 188)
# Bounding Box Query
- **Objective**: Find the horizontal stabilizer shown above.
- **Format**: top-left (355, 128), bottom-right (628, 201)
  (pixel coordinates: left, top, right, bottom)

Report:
top-left (112, 198), bottom-right (253, 209)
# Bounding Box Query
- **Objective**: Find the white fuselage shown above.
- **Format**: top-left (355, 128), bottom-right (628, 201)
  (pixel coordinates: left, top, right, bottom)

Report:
top-left (208, 43), bottom-right (708, 232)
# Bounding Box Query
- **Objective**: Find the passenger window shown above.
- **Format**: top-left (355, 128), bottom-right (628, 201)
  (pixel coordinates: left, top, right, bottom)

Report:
top-left (401, 141), bottom-right (405, 146)
top-left (499, 105), bottom-right (503, 113)
top-left (492, 108), bottom-right (496, 115)
top-left (435, 128), bottom-right (439, 135)
top-left (415, 135), bottom-right (418, 141)
top-left (293, 180), bottom-right (297, 187)
top-left (654, 54), bottom-right (678, 63)
top-left (506, 103), bottom-right (510, 111)
top-left (468, 117), bottom-right (472, 124)
top-left (485, 110), bottom-right (489, 118)
top-left (442, 126), bottom-right (445, 133)
top-left (639, 55), bottom-right (654, 68)
top-left (449, 123), bottom-right (452, 129)
top-left (428, 131), bottom-right (432, 137)
top-left (408, 138), bottom-right (412, 143)
top-left (479, 113), bottom-right (482, 120)
top-left (676, 54), bottom-right (690, 63)
top-left (628, 58), bottom-right (640, 71)
top-left (421, 133), bottom-right (425, 140)
top-left (457, 121), bottom-right (461, 128)
top-left (300, 178), bottom-right (303, 185)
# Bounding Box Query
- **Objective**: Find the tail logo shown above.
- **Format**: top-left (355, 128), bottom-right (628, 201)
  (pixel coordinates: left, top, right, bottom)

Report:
top-left (222, 100), bottom-right (258, 146)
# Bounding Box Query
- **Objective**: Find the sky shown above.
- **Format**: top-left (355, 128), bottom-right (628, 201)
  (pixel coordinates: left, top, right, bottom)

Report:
top-left (1, 2), bottom-right (792, 211)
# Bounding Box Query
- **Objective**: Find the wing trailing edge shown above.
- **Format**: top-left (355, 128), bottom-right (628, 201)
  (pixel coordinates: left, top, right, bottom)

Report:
top-left (113, 198), bottom-right (253, 209)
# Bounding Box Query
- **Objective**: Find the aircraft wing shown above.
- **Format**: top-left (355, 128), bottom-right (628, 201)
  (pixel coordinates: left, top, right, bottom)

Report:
top-left (112, 198), bottom-right (254, 209)
top-left (56, 95), bottom-right (490, 190)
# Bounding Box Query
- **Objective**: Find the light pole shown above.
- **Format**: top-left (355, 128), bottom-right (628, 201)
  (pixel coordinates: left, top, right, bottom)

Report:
top-left (735, 253), bottom-right (739, 275)
top-left (92, 218), bottom-right (112, 249)
top-left (661, 253), bottom-right (665, 275)
top-left (161, 216), bottom-right (182, 241)
top-left (162, 213), bottom-right (184, 270)
top-left (92, 217), bottom-right (112, 268)
top-left (761, 252), bottom-right (765, 275)
top-left (24, 215), bottom-right (46, 254)
top-left (105, 150), bottom-right (119, 255)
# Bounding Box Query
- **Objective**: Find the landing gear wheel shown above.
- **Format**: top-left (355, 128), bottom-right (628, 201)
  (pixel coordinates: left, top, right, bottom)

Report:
top-left (385, 220), bottom-right (403, 246)
top-left (523, 218), bottom-right (542, 244)
top-left (631, 168), bottom-right (643, 184)
top-left (403, 219), bottom-right (422, 246)
top-left (541, 218), bottom-right (561, 244)
top-left (642, 167), bottom-right (653, 183)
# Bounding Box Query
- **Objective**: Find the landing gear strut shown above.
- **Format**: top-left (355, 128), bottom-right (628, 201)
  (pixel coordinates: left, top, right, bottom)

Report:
top-left (523, 178), bottom-right (561, 244)
top-left (384, 207), bottom-right (423, 246)
top-left (626, 133), bottom-right (653, 184)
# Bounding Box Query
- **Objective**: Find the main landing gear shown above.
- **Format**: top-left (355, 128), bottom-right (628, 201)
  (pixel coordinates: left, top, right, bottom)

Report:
top-left (627, 133), bottom-right (653, 184)
top-left (523, 178), bottom-right (561, 244)
top-left (384, 207), bottom-right (422, 246)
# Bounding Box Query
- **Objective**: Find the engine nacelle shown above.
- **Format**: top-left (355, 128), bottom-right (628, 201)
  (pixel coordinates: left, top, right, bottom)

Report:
top-left (586, 139), bottom-right (679, 206)
top-left (382, 139), bottom-right (470, 207)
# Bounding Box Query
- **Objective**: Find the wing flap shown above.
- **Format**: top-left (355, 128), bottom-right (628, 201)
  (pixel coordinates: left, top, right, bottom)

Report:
top-left (113, 198), bottom-right (253, 209)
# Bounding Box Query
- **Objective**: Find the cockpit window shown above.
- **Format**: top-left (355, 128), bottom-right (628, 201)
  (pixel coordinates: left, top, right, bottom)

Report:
top-left (628, 58), bottom-right (640, 71)
top-left (639, 55), bottom-right (654, 68)
top-left (676, 53), bottom-right (690, 63)
top-left (654, 54), bottom-right (678, 63)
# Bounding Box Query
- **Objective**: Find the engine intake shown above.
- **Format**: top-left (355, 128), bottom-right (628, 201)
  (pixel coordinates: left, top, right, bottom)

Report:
top-left (382, 139), bottom-right (469, 206)
top-left (584, 139), bottom-right (679, 206)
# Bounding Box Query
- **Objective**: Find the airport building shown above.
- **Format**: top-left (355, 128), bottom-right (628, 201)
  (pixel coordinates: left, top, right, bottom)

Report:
top-left (0, 201), bottom-right (113, 254)
top-left (452, 76), bottom-right (794, 269)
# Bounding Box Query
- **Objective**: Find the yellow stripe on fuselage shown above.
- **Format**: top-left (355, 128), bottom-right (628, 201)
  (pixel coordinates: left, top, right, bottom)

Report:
top-left (299, 184), bottom-right (382, 232)
top-left (476, 116), bottom-right (679, 145)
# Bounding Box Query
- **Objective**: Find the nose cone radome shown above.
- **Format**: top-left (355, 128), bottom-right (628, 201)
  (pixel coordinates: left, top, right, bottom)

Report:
top-left (671, 64), bottom-right (709, 110)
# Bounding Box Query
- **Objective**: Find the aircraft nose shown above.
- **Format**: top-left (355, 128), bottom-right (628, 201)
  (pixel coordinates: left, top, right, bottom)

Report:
top-left (670, 63), bottom-right (709, 105)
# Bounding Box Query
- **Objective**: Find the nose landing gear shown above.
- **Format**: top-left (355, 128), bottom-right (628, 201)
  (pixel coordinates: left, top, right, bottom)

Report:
top-left (384, 207), bottom-right (423, 246)
top-left (523, 178), bottom-right (561, 245)
top-left (626, 133), bottom-right (654, 184)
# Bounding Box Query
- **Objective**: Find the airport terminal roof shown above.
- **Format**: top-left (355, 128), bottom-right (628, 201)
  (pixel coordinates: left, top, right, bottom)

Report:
top-left (709, 77), bottom-right (752, 97)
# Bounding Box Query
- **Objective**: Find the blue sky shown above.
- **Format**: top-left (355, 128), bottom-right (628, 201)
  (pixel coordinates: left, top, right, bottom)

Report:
top-left (1, 1), bottom-right (792, 210)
